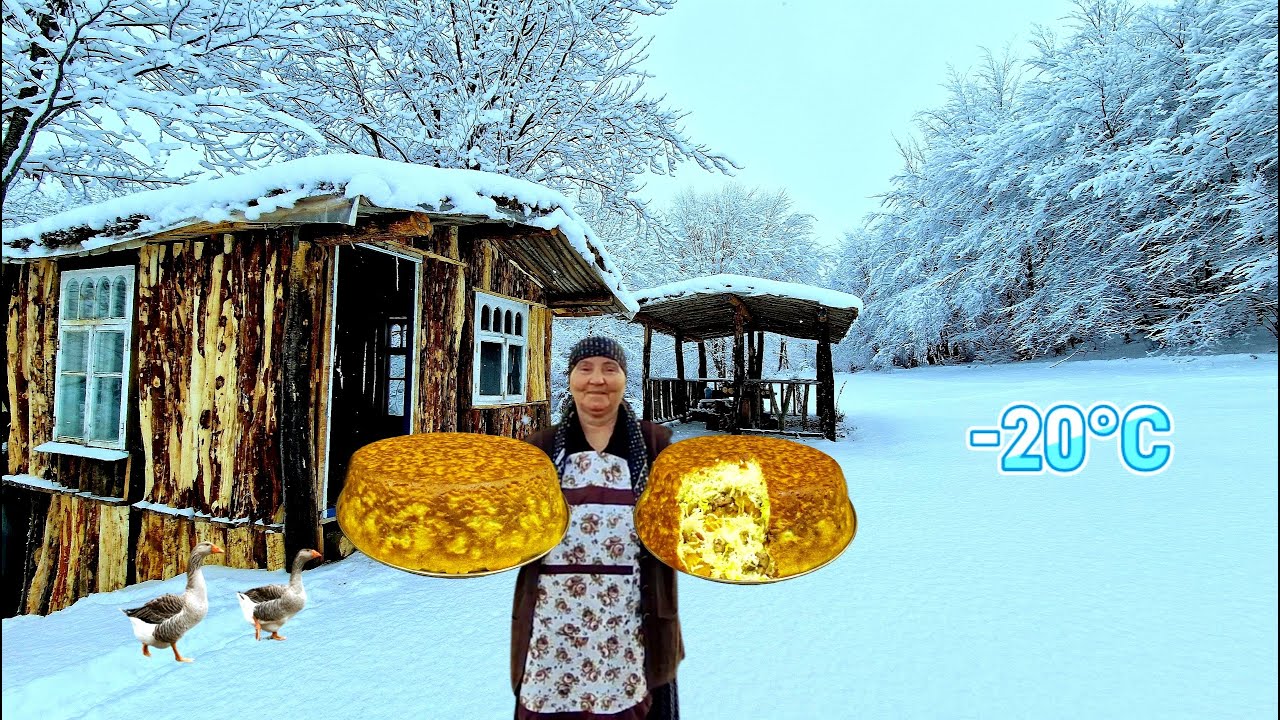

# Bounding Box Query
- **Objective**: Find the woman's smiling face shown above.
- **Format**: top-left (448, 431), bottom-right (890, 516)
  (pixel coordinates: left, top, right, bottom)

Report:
top-left (569, 355), bottom-right (626, 418)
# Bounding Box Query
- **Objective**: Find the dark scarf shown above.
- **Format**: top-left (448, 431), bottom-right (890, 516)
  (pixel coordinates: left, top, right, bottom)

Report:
top-left (552, 399), bottom-right (651, 496)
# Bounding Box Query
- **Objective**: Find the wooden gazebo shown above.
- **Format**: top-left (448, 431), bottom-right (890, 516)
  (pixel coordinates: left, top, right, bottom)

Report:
top-left (632, 275), bottom-right (862, 440)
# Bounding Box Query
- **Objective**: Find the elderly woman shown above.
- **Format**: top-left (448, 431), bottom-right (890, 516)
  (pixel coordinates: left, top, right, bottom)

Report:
top-left (513, 336), bottom-right (683, 719)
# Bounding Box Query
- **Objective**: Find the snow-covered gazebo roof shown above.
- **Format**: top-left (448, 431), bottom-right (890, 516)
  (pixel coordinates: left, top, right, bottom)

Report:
top-left (1, 154), bottom-right (638, 316)
top-left (633, 274), bottom-right (862, 341)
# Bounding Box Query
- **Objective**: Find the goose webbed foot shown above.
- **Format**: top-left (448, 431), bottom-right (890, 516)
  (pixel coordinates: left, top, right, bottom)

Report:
top-left (171, 642), bottom-right (194, 663)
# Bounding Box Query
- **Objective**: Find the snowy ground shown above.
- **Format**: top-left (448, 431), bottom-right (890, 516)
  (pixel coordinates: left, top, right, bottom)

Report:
top-left (3, 351), bottom-right (1277, 720)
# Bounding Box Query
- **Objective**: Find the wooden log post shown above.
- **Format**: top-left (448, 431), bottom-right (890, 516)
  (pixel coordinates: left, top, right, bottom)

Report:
top-left (281, 234), bottom-right (323, 560)
top-left (755, 332), bottom-right (765, 377)
top-left (816, 310), bottom-right (836, 441)
top-left (641, 323), bottom-right (653, 422)
top-left (747, 333), bottom-right (757, 425)
top-left (731, 308), bottom-right (746, 435)
top-left (674, 332), bottom-right (686, 419)
top-left (697, 340), bottom-right (708, 398)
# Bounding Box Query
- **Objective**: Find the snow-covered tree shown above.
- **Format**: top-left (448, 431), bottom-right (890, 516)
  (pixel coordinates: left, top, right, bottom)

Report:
top-left (831, 0), bottom-right (1276, 370)
top-left (242, 0), bottom-right (733, 222)
top-left (651, 183), bottom-right (829, 284)
top-left (1, 0), bottom-right (359, 206)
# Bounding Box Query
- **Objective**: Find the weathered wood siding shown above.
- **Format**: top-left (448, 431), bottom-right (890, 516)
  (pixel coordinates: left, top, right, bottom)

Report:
top-left (527, 304), bottom-right (552, 403)
top-left (415, 253), bottom-right (468, 433)
top-left (5, 484), bottom-right (131, 615)
top-left (137, 236), bottom-right (285, 519)
top-left (6, 260), bottom-right (59, 478)
top-left (133, 232), bottom-right (324, 579)
top-left (131, 508), bottom-right (283, 583)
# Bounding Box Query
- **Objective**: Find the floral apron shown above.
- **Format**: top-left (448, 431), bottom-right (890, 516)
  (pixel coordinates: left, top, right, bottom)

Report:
top-left (518, 449), bottom-right (648, 717)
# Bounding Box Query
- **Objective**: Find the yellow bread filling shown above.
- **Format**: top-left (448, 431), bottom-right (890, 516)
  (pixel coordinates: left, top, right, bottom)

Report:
top-left (675, 460), bottom-right (777, 581)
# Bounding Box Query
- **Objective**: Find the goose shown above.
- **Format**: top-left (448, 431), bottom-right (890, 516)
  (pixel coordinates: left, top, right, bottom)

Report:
top-left (122, 541), bottom-right (223, 662)
top-left (236, 548), bottom-right (322, 641)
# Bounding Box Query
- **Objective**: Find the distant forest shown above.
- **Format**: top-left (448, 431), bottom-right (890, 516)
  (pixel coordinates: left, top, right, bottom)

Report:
top-left (828, 0), bottom-right (1276, 368)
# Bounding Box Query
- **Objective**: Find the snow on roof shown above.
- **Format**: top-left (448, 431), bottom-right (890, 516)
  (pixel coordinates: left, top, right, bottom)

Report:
top-left (635, 274), bottom-right (863, 312)
top-left (1, 154), bottom-right (638, 314)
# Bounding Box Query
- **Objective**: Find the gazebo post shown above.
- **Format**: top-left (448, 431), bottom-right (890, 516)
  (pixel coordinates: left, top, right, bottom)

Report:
top-left (731, 306), bottom-right (746, 435)
top-left (747, 330), bottom-right (757, 425)
top-left (674, 332), bottom-right (686, 420)
top-left (642, 322), bottom-right (653, 422)
top-left (746, 330), bottom-right (757, 428)
top-left (698, 340), bottom-right (708, 385)
top-left (817, 309), bottom-right (836, 441)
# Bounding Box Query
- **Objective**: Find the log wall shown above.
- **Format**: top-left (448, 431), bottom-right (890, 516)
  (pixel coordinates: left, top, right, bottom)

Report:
top-left (4, 484), bottom-right (131, 615)
top-left (415, 253), bottom-right (468, 433)
top-left (136, 235), bottom-right (291, 520)
top-left (6, 260), bottom-right (59, 478)
top-left (131, 507), bottom-right (284, 583)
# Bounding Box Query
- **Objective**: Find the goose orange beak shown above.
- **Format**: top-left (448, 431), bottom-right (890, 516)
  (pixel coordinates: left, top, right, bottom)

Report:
top-left (311, 550), bottom-right (323, 560)
top-left (211, 545), bottom-right (225, 554)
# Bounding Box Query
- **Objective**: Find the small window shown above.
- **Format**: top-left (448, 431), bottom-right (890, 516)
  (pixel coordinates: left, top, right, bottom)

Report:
top-left (110, 276), bottom-right (128, 318)
top-left (62, 280), bottom-right (80, 320)
top-left (472, 293), bottom-right (529, 405)
top-left (54, 266), bottom-right (135, 449)
top-left (79, 281), bottom-right (96, 319)
top-left (385, 319), bottom-right (409, 417)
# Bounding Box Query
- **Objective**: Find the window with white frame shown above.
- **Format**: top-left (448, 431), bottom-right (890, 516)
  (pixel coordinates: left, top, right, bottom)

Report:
top-left (54, 266), bottom-right (135, 449)
top-left (473, 293), bottom-right (528, 405)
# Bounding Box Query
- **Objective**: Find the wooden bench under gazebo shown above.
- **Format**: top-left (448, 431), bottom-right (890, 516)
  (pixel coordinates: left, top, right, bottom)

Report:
top-left (632, 274), bottom-right (862, 440)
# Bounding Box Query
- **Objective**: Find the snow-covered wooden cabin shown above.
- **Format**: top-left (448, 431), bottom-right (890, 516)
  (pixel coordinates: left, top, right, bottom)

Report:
top-left (1, 155), bottom-right (637, 616)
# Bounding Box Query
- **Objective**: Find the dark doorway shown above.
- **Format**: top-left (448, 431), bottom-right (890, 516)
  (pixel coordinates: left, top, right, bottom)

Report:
top-left (0, 492), bottom-right (31, 617)
top-left (325, 245), bottom-right (419, 516)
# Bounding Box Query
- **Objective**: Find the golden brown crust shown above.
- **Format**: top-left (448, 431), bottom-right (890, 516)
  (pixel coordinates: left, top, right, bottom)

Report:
top-left (636, 435), bottom-right (855, 580)
top-left (336, 433), bottom-right (566, 575)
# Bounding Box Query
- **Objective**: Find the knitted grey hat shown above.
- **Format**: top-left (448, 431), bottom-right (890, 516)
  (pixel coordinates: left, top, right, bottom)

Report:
top-left (568, 336), bottom-right (628, 374)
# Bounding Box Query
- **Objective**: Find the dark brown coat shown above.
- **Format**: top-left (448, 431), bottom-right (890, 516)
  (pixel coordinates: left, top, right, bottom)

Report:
top-left (511, 420), bottom-right (684, 693)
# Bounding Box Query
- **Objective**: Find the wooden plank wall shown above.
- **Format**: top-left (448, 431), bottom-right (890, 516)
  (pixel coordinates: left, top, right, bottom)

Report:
top-left (48, 455), bottom-right (130, 498)
top-left (11, 486), bottom-right (131, 615)
top-left (527, 304), bottom-right (552, 403)
top-left (5, 260), bottom-right (59, 478)
top-left (415, 244), bottom-right (468, 434)
top-left (136, 234), bottom-right (295, 520)
top-left (130, 508), bottom-right (284, 583)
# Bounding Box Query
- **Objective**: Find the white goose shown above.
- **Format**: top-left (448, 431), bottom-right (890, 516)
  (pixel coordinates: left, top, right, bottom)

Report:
top-left (236, 548), bottom-right (322, 641)
top-left (122, 541), bottom-right (223, 662)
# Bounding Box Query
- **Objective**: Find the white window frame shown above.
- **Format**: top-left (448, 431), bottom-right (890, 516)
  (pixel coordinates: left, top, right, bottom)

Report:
top-left (472, 292), bottom-right (529, 406)
top-left (52, 266), bottom-right (136, 450)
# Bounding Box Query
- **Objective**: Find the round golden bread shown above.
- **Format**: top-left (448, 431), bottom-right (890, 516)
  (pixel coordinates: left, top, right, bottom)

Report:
top-left (636, 435), bottom-right (855, 582)
top-left (336, 432), bottom-right (566, 575)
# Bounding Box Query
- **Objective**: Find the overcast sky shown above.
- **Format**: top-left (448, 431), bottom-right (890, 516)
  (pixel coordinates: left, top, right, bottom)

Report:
top-left (634, 0), bottom-right (1089, 244)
